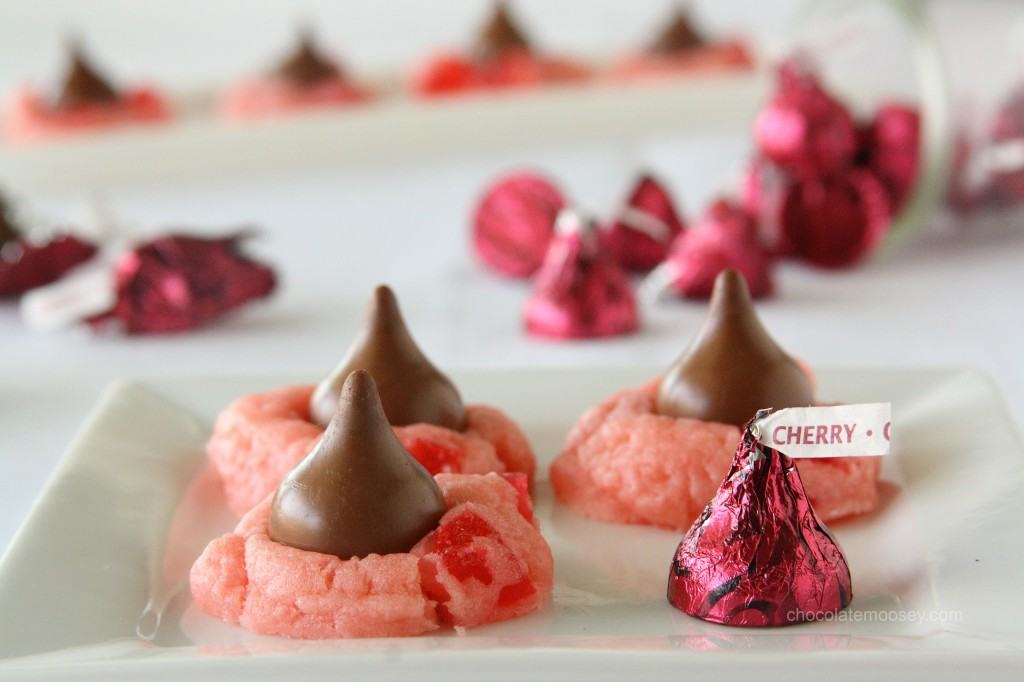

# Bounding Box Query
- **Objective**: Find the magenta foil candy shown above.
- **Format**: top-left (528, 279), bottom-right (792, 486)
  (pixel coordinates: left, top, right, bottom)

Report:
top-left (524, 210), bottom-right (639, 340)
top-left (667, 411), bottom-right (852, 627)
top-left (472, 171), bottom-right (566, 279)
top-left (603, 173), bottom-right (686, 273)
top-left (753, 61), bottom-right (858, 175)
top-left (93, 232), bottom-right (276, 334)
top-left (661, 198), bottom-right (773, 299)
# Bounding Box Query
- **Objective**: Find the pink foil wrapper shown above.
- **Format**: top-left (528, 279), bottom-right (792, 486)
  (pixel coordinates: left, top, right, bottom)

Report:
top-left (660, 198), bottom-right (774, 300)
top-left (603, 173), bottom-right (686, 273)
top-left (0, 233), bottom-right (98, 297)
top-left (472, 172), bottom-right (566, 279)
top-left (524, 211), bottom-right (639, 340)
top-left (776, 170), bottom-right (890, 269)
top-left (667, 410), bottom-right (852, 627)
top-left (753, 60), bottom-right (858, 176)
top-left (92, 232), bottom-right (276, 334)
top-left (864, 103), bottom-right (920, 212)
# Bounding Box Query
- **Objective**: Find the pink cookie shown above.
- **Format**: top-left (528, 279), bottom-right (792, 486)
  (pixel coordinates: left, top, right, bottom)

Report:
top-left (411, 50), bottom-right (588, 98)
top-left (190, 472), bottom-right (553, 638)
top-left (550, 381), bottom-right (881, 531)
top-left (218, 78), bottom-right (371, 120)
top-left (4, 86), bottom-right (170, 143)
top-left (208, 385), bottom-right (536, 516)
top-left (612, 40), bottom-right (753, 81)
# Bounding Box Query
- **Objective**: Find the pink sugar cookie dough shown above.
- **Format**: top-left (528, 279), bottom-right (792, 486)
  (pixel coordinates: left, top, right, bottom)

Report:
top-left (612, 40), bottom-right (754, 81)
top-left (4, 86), bottom-right (170, 143)
top-left (190, 472), bottom-right (553, 638)
top-left (550, 381), bottom-right (881, 531)
top-left (208, 385), bottom-right (536, 516)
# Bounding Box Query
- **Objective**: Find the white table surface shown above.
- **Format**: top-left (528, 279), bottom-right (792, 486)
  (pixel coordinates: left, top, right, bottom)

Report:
top-left (1, 132), bottom-right (1022, 559)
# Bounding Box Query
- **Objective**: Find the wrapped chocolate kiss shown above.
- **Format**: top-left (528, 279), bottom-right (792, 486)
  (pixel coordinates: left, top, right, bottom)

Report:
top-left (0, 191), bottom-right (98, 297)
top-left (643, 199), bottom-right (773, 301)
top-left (603, 173), bottom-right (686, 273)
top-left (668, 410), bottom-right (850, 626)
top-left (863, 103), bottom-right (921, 212)
top-left (524, 209), bottom-right (639, 340)
top-left (668, 403), bottom-right (891, 626)
top-left (774, 170), bottom-right (890, 269)
top-left (472, 172), bottom-right (566, 279)
top-left (753, 59), bottom-right (858, 176)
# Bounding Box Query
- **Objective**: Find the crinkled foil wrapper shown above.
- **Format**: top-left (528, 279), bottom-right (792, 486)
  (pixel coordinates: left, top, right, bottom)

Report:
top-left (603, 173), bottom-right (685, 273)
top-left (523, 220), bottom-right (639, 339)
top-left (0, 234), bottom-right (97, 296)
top-left (472, 172), bottom-right (565, 279)
top-left (93, 232), bottom-right (276, 334)
top-left (667, 410), bottom-right (852, 626)
top-left (663, 198), bottom-right (774, 299)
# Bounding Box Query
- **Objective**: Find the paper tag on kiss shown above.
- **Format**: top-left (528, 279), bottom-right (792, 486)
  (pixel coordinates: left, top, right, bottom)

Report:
top-left (18, 241), bottom-right (125, 332)
top-left (752, 403), bottom-right (891, 458)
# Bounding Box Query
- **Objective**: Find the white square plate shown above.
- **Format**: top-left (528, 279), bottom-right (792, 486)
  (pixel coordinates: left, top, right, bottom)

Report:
top-left (1, 368), bottom-right (1022, 681)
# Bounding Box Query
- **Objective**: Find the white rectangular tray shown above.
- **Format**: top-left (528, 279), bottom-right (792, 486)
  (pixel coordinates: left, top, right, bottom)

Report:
top-left (0, 73), bottom-right (765, 193)
top-left (1, 368), bottom-right (1022, 680)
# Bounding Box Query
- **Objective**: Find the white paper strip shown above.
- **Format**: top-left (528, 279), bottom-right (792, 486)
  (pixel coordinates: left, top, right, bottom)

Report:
top-left (19, 256), bottom-right (117, 332)
top-left (752, 403), bottom-right (891, 459)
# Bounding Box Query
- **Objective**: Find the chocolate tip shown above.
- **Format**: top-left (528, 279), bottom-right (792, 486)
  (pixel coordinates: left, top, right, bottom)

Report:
top-left (373, 283), bottom-right (396, 305)
top-left (340, 368), bottom-right (374, 400)
top-left (710, 268), bottom-right (751, 309)
top-left (334, 369), bottom-right (392, 437)
top-left (369, 284), bottom-right (404, 327)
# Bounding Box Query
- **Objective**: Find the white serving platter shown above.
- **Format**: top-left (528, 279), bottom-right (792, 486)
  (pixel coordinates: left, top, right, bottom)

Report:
top-left (0, 367), bottom-right (1022, 681)
top-left (0, 72), bottom-right (766, 193)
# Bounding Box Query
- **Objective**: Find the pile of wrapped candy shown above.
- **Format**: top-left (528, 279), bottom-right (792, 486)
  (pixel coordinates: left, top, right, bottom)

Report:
top-left (743, 60), bottom-right (918, 268)
top-left (470, 59), bottom-right (924, 340)
top-left (1, 191), bottom-right (277, 335)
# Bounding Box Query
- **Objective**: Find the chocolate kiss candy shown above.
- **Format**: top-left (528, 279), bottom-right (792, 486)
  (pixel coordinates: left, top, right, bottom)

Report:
top-left (648, 6), bottom-right (705, 55)
top-left (310, 285), bottom-right (465, 429)
top-left (753, 60), bottom-right (858, 175)
top-left (656, 269), bottom-right (812, 425)
top-left (276, 28), bottom-right (341, 87)
top-left (604, 173), bottom-right (686, 273)
top-left (864, 103), bottom-right (920, 212)
top-left (55, 41), bottom-right (119, 109)
top-left (667, 413), bottom-right (852, 626)
top-left (472, 172), bottom-right (566, 279)
top-left (659, 199), bottom-right (774, 300)
top-left (270, 370), bottom-right (447, 559)
top-left (778, 170), bottom-right (890, 269)
top-left (91, 233), bottom-right (273, 334)
top-left (523, 210), bottom-right (640, 340)
top-left (473, 1), bottom-right (532, 62)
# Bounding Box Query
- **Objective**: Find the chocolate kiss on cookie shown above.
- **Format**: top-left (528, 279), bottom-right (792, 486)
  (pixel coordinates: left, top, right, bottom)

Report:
top-left (473, 1), bottom-right (531, 62)
top-left (310, 285), bottom-right (465, 430)
top-left (276, 28), bottom-right (340, 87)
top-left (56, 41), bottom-right (119, 109)
top-left (648, 6), bottom-right (705, 56)
top-left (271, 370), bottom-right (447, 559)
top-left (656, 269), bottom-right (813, 425)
